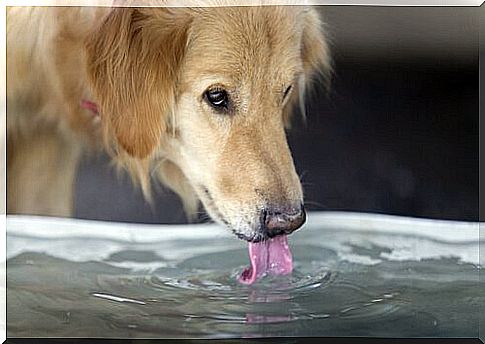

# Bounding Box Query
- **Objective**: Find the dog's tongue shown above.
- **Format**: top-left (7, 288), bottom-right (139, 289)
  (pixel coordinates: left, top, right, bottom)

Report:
top-left (238, 235), bottom-right (293, 284)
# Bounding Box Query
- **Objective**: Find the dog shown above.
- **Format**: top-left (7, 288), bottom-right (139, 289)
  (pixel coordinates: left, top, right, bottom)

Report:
top-left (6, 3), bottom-right (330, 243)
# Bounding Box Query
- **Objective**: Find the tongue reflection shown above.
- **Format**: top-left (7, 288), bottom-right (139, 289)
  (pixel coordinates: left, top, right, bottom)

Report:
top-left (238, 235), bottom-right (293, 285)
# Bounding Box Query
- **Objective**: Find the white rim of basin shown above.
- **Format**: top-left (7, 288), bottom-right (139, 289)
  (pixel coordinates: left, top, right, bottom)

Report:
top-left (6, 211), bottom-right (480, 243)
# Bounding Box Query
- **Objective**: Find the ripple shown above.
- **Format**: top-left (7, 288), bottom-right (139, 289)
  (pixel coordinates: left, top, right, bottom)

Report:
top-left (7, 242), bottom-right (481, 338)
top-left (87, 246), bottom-right (413, 332)
top-left (146, 265), bottom-right (336, 302)
top-left (91, 292), bottom-right (146, 305)
top-left (337, 292), bottom-right (407, 321)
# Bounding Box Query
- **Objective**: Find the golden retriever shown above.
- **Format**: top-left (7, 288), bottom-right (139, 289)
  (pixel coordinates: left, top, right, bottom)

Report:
top-left (7, 3), bottom-right (330, 251)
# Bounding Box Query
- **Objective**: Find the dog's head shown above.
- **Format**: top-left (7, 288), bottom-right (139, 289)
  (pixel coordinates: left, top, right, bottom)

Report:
top-left (86, 6), bottom-right (330, 242)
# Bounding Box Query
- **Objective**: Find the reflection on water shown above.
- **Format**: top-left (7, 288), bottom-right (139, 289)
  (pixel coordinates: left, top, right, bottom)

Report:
top-left (6, 213), bottom-right (482, 338)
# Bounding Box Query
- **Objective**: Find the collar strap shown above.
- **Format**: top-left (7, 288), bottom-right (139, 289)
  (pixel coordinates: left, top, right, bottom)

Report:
top-left (80, 99), bottom-right (99, 116)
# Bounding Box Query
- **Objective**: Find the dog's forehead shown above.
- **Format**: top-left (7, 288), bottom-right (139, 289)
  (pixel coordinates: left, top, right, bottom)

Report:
top-left (184, 6), bottom-right (304, 81)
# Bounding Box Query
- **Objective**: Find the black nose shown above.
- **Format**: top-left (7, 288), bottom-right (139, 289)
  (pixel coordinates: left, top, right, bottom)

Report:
top-left (261, 204), bottom-right (306, 238)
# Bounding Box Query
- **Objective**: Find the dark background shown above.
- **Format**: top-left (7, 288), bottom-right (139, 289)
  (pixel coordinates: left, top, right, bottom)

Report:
top-left (74, 6), bottom-right (479, 224)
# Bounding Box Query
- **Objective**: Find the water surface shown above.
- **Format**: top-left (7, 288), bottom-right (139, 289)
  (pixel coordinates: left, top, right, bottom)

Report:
top-left (6, 212), bottom-right (482, 338)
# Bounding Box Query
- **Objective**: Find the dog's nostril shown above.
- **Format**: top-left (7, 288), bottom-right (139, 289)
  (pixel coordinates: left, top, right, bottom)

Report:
top-left (262, 203), bottom-right (306, 237)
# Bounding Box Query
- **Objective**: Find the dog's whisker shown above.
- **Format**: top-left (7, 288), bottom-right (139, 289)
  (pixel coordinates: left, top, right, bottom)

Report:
top-left (300, 182), bottom-right (314, 187)
top-left (304, 200), bottom-right (328, 210)
top-left (299, 170), bottom-right (309, 182)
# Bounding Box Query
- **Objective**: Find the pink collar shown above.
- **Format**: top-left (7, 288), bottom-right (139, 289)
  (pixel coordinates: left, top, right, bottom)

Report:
top-left (80, 99), bottom-right (99, 116)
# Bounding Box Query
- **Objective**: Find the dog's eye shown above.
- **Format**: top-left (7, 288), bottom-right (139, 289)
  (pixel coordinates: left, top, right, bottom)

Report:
top-left (204, 88), bottom-right (229, 111)
top-left (283, 85), bottom-right (293, 100)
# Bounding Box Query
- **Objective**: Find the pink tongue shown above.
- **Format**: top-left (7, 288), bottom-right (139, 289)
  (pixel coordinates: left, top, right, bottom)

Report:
top-left (238, 235), bottom-right (293, 285)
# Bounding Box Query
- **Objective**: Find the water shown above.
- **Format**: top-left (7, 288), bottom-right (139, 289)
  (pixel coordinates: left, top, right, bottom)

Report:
top-left (6, 212), bottom-right (482, 339)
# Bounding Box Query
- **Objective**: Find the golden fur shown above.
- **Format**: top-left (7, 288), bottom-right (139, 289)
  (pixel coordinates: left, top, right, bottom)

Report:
top-left (7, 4), bottom-right (330, 239)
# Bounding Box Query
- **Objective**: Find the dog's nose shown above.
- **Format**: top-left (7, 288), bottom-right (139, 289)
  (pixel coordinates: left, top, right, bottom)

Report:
top-left (261, 204), bottom-right (306, 238)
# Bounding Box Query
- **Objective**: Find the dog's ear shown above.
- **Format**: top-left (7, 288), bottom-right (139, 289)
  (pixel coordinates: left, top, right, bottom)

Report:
top-left (301, 8), bottom-right (331, 85)
top-left (284, 8), bottom-right (331, 128)
top-left (85, 8), bottom-right (191, 158)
